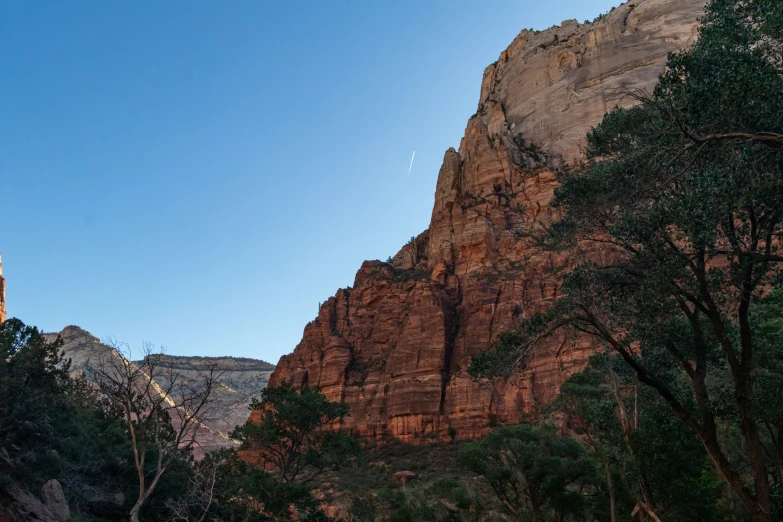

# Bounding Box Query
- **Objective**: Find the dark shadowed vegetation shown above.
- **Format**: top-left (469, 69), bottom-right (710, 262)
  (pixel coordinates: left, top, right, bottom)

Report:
top-left (3, 1), bottom-right (783, 521)
top-left (470, 1), bottom-right (783, 520)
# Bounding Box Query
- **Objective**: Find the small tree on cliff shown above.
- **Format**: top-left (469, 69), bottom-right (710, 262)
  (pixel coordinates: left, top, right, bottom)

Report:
top-left (470, 1), bottom-right (783, 520)
top-left (93, 341), bottom-right (221, 522)
top-left (232, 383), bottom-right (359, 484)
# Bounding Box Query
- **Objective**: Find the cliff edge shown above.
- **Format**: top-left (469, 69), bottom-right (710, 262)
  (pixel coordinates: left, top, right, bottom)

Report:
top-left (268, 0), bottom-right (705, 442)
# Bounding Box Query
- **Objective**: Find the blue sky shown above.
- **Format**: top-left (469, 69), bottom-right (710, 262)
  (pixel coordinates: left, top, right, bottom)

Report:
top-left (1, 0), bottom-right (622, 363)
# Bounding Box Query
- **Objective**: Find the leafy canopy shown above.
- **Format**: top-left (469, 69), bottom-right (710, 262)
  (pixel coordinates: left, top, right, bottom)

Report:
top-left (232, 383), bottom-right (359, 484)
top-left (470, 1), bottom-right (783, 520)
top-left (458, 423), bottom-right (595, 522)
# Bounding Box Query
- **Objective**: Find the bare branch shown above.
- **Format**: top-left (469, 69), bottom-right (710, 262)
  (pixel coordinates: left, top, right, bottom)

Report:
top-left (92, 340), bottom-right (223, 522)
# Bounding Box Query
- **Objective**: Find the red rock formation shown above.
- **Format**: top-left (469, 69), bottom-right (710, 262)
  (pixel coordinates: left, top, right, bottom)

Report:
top-left (268, 0), bottom-right (705, 442)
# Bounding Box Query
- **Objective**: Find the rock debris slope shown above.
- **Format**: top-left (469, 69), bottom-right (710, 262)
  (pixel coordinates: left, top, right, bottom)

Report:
top-left (268, 0), bottom-right (705, 442)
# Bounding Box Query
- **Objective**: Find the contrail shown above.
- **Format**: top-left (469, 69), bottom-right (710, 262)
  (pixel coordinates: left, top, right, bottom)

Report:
top-left (407, 151), bottom-right (416, 177)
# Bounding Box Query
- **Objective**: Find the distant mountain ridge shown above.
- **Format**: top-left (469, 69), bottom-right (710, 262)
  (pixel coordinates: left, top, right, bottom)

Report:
top-left (44, 325), bottom-right (274, 456)
top-left (136, 354), bottom-right (275, 372)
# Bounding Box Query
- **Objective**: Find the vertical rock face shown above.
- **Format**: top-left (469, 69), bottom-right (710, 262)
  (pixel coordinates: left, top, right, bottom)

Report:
top-left (269, 0), bottom-right (705, 442)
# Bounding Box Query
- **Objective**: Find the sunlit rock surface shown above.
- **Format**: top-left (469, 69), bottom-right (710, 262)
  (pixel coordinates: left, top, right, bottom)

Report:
top-left (268, 0), bottom-right (705, 442)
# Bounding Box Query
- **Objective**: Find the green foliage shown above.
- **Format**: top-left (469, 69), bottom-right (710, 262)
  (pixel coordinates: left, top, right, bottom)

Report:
top-left (372, 479), bottom-right (480, 522)
top-left (467, 331), bottom-right (527, 379)
top-left (550, 355), bottom-right (724, 521)
top-left (198, 449), bottom-right (331, 522)
top-left (458, 423), bottom-right (596, 521)
top-left (471, 1), bottom-right (783, 520)
top-left (232, 384), bottom-right (359, 484)
top-left (349, 497), bottom-right (376, 522)
top-left (0, 319), bottom-right (141, 520)
top-left (169, 386), bottom-right (356, 522)
top-left (749, 289), bottom-right (783, 423)
top-left (389, 267), bottom-right (429, 284)
top-left (309, 440), bottom-right (493, 522)
top-left (0, 324), bottom-right (349, 522)
top-left (0, 318), bottom-right (72, 484)
top-left (468, 308), bottom-right (569, 379)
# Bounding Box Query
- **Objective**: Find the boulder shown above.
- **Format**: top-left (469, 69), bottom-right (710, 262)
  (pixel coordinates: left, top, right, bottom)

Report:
top-left (40, 480), bottom-right (69, 522)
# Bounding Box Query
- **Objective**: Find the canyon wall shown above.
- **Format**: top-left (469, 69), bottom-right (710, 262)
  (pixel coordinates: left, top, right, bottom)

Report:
top-left (148, 354), bottom-right (275, 454)
top-left (268, 0), bottom-right (705, 442)
top-left (48, 326), bottom-right (275, 456)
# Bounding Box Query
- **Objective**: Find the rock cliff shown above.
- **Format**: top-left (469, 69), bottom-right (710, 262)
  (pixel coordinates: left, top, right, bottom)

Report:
top-left (268, 0), bottom-right (705, 442)
top-left (47, 326), bottom-right (274, 455)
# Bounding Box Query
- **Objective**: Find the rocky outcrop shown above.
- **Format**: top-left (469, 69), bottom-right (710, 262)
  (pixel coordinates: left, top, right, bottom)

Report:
top-left (269, 0), bottom-right (705, 442)
top-left (480, 0), bottom-right (704, 165)
top-left (44, 326), bottom-right (127, 382)
top-left (47, 326), bottom-right (274, 455)
top-left (0, 480), bottom-right (69, 522)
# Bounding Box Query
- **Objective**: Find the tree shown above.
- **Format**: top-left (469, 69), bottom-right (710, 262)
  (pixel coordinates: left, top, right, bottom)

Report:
top-left (93, 341), bottom-right (221, 522)
top-left (0, 318), bottom-right (71, 485)
top-left (548, 358), bottom-right (626, 522)
top-left (0, 319), bottom-right (143, 520)
top-left (232, 383), bottom-right (359, 484)
top-left (457, 423), bottom-right (595, 522)
top-left (214, 449), bottom-right (335, 522)
top-left (470, 1), bottom-right (783, 519)
top-left (550, 355), bottom-right (722, 522)
top-left (164, 449), bottom-right (223, 522)
top-left (164, 447), bottom-right (330, 522)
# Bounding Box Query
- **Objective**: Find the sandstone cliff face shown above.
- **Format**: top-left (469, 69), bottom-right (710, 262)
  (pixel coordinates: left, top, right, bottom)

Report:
top-left (269, 0), bottom-right (705, 442)
top-left (147, 354), bottom-right (275, 454)
top-left (47, 326), bottom-right (274, 455)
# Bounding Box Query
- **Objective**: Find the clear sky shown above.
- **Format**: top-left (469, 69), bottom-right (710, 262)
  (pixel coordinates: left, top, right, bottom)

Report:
top-left (1, 0), bottom-right (622, 363)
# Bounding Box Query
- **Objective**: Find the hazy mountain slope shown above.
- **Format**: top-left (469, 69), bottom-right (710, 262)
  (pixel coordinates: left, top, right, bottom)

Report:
top-left (268, 0), bottom-right (706, 442)
top-left (45, 326), bottom-right (274, 455)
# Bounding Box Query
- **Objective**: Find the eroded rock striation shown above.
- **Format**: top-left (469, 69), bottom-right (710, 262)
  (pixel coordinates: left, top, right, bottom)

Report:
top-left (146, 354), bottom-right (275, 454)
top-left (269, 0), bottom-right (705, 442)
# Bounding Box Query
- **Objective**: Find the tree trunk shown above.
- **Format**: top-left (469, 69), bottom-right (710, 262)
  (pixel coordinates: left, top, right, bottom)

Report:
top-left (528, 498), bottom-right (542, 522)
top-left (737, 293), bottom-right (772, 522)
top-left (726, 482), bottom-right (736, 521)
top-left (602, 460), bottom-right (617, 522)
top-left (608, 369), bottom-right (658, 518)
top-left (700, 434), bottom-right (771, 522)
top-left (129, 501), bottom-right (142, 522)
top-left (588, 303), bottom-right (773, 522)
